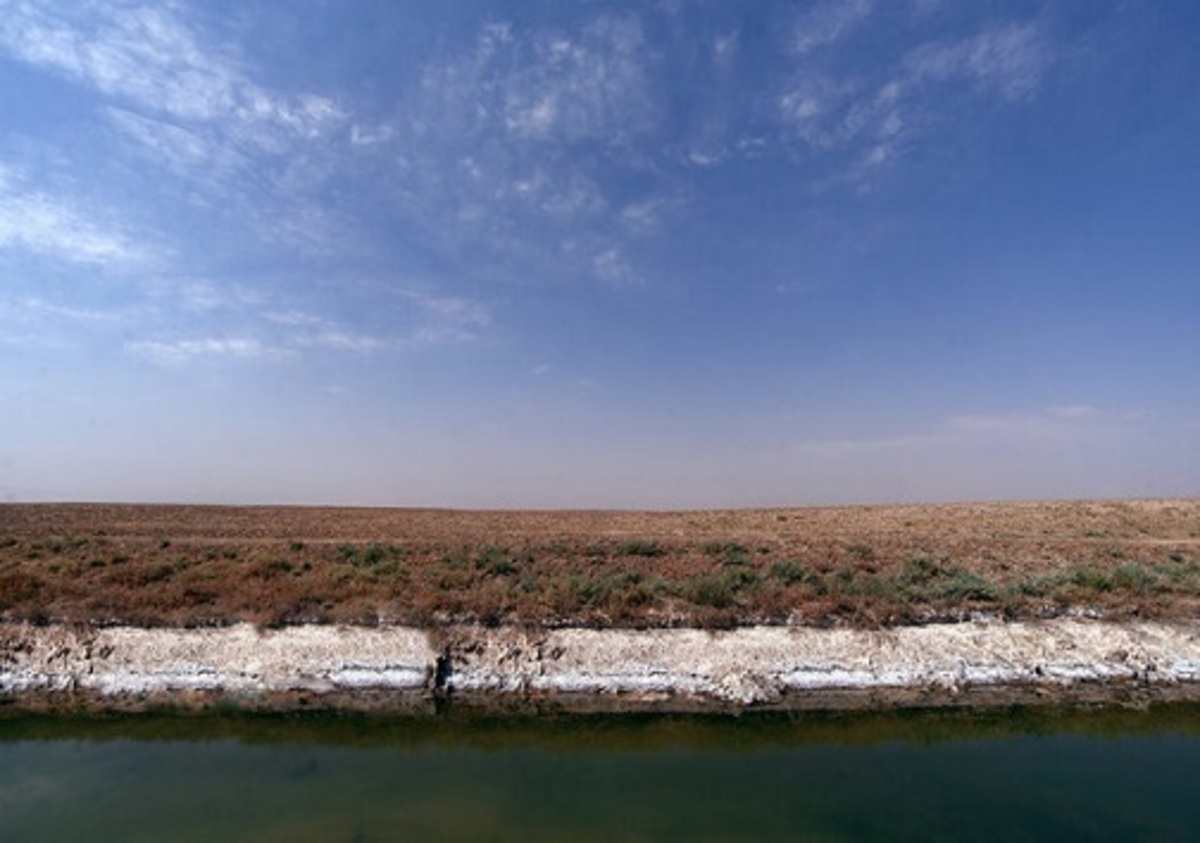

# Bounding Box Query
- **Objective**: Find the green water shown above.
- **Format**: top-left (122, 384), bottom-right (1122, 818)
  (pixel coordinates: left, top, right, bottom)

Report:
top-left (2, 706), bottom-right (1199, 842)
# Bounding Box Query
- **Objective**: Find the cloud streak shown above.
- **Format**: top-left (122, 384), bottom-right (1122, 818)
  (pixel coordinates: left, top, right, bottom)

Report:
top-left (0, 180), bottom-right (157, 268)
top-left (0, 2), bottom-right (344, 142)
top-left (793, 0), bottom-right (874, 55)
top-left (121, 288), bottom-right (492, 367)
top-left (796, 406), bottom-right (1119, 460)
top-left (0, 0), bottom-right (358, 269)
top-left (125, 337), bottom-right (286, 365)
top-left (777, 17), bottom-right (1052, 188)
top-left (906, 23), bottom-right (1049, 101)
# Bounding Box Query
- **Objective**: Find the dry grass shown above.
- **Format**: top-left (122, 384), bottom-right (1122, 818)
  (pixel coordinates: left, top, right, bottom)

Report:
top-left (1, 499), bottom-right (1198, 629)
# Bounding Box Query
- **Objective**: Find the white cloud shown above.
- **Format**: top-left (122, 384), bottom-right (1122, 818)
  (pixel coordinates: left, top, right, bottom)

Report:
top-left (592, 248), bottom-right (634, 284)
top-left (0, 3), bottom-right (355, 264)
top-left (620, 196), bottom-right (675, 234)
top-left (684, 149), bottom-right (726, 168)
top-left (507, 168), bottom-right (607, 222)
top-left (371, 14), bottom-right (670, 287)
top-left (714, 30), bottom-right (739, 63)
top-left (0, 2), bottom-right (344, 142)
top-left (103, 107), bottom-right (248, 182)
top-left (414, 14), bottom-right (654, 150)
top-left (1045, 404), bottom-right (1100, 421)
top-left (264, 310), bottom-right (326, 328)
top-left (906, 23), bottom-right (1049, 100)
top-left (350, 123), bottom-right (396, 147)
top-left (295, 331), bottom-right (389, 354)
top-left (497, 17), bottom-right (655, 145)
top-left (778, 75), bottom-right (858, 148)
top-left (120, 288), bottom-right (493, 366)
top-left (0, 185), bottom-right (156, 268)
top-left (6, 296), bottom-right (122, 323)
top-left (126, 337), bottom-right (288, 365)
top-left (778, 17), bottom-right (1051, 189)
top-left (793, 0), bottom-right (874, 55)
top-left (406, 293), bottom-right (491, 346)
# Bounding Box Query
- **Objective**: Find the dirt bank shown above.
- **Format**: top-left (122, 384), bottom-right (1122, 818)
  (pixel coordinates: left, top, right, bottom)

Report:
top-left (4, 619), bottom-right (1200, 713)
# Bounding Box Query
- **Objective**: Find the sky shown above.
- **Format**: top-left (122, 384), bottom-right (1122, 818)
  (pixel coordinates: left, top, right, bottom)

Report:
top-left (1, 0), bottom-right (1197, 509)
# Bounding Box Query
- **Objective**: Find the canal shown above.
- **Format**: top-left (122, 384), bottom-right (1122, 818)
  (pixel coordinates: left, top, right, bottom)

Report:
top-left (2, 705), bottom-right (1198, 841)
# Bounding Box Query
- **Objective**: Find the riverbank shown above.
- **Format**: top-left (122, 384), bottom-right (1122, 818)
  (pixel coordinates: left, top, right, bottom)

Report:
top-left (4, 500), bottom-right (1198, 712)
top-left (4, 618), bottom-right (1200, 713)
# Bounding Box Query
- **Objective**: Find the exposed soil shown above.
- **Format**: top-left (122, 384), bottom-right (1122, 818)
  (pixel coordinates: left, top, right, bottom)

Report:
top-left (5, 619), bottom-right (1200, 714)
top-left (1, 499), bottom-right (1198, 629)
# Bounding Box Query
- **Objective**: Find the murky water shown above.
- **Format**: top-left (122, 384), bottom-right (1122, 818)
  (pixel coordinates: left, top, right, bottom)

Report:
top-left (2, 706), bottom-right (1199, 842)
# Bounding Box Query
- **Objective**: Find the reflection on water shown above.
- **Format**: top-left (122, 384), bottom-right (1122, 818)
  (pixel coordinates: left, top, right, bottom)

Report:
top-left (2, 705), bottom-right (1199, 842)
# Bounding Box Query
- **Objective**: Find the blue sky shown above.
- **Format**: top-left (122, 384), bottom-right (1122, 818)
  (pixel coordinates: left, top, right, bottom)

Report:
top-left (2, 0), bottom-right (1197, 507)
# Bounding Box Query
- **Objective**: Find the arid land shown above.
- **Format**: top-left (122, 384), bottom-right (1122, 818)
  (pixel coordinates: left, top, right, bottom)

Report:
top-left (2, 499), bottom-right (1198, 630)
top-left (4, 499), bottom-right (1200, 712)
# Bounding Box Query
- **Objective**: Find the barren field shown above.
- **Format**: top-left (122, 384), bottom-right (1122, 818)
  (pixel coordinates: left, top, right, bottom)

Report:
top-left (1, 500), bottom-right (1198, 629)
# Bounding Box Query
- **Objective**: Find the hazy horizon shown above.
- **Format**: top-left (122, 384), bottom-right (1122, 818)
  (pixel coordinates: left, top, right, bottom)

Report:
top-left (3, 2), bottom-right (1198, 508)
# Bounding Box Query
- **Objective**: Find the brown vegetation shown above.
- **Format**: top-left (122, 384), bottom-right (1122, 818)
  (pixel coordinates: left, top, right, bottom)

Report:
top-left (1, 499), bottom-right (1198, 629)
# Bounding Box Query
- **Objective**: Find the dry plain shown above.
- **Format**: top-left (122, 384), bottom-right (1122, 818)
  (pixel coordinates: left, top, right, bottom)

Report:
top-left (2, 499), bottom-right (1198, 630)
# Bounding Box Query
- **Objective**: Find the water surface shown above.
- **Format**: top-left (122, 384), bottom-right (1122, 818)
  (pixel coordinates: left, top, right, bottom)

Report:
top-left (2, 705), bottom-right (1198, 841)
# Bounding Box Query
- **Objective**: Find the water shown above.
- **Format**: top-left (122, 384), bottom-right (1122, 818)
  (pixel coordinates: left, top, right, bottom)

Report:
top-left (2, 706), bottom-right (1199, 842)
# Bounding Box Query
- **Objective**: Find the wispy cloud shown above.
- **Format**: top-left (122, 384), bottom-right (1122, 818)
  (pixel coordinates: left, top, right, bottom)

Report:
top-left (0, 180), bottom-right (157, 268)
top-left (6, 296), bottom-right (124, 324)
top-left (0, 3), bottom-right (1063, 303)
top-left (777, 17), bottom-right (1052, 188)
top-left (591, 248), bottom-right (634, 285)
top-left (293, 331), bottom-right (389, 354)
top-left (121, 288), bottom-right (492, 367)
top-left (906, 23), bottom-right (1049, 100)
top-left (0, 2), bottom-right (344, 142)
top-left (798, 405), bottom-right (1120, 459)
top-left (103, 106), bottom-right (248, 183)
top-left (778, 75), bottom-right (861, 149)
top-left (487, 17), bottom-right (655, 146)
top-left (125, 337), bottom-right (288, 365)
top-left (0, 2), bottom-right (354, 263)
top-left (793, 0), bottom-right (875, 55)
top-left (405, 293), bottom-right (491, 346)
top-left (377, 13), bottom-right (669, 286)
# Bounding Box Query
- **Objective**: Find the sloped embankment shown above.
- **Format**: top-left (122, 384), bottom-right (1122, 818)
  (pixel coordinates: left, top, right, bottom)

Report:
top-left (4, 619), bottom-right (1200, 712)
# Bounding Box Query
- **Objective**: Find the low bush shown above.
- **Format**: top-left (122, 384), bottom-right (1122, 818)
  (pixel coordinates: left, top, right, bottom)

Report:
top-left (619, 540), bottom-right (665, 558)
top-left (771, 559), bottom-right (815, 586)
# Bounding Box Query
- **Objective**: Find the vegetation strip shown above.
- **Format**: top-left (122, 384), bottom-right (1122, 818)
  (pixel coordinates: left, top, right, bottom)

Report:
top-left (2, 500), bottom-right (1198, 629)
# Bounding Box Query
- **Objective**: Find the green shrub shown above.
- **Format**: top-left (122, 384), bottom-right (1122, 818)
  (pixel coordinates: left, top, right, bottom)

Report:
top-left (1014, 575), bottom-right (1062, 598)
top-left (620, 540), bottom-right (664, 558)
top-left (847, 543), bottom-right (875, 561)
top-left (475, 546), bottom-right (518, 576)
top-left (686, 568), bottom-right (761, 608)
top-left (687, 576), bottom-right (734, 608)
top-left (771, 560), bottom-right (815, 586)
top-left (934, 572), bottom-right (998, 602)
top-left (362, 543), bottom-right (386, 567)
top-left (1111, 563), bottom-right (1157, 593)
top-left (704, 542), bottom-right (750, 566)
top-left (570, 574), bottom-right (613, 606)
top-left (1071, 567), bottom-right (1113, 593)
